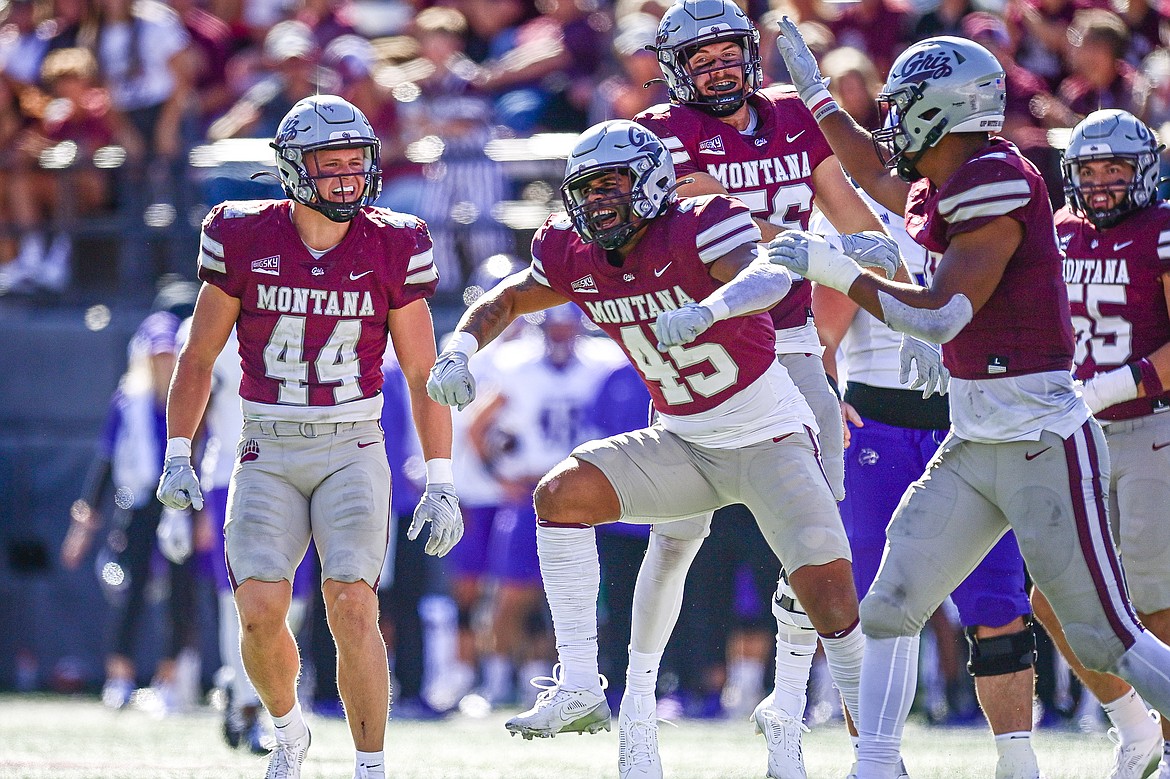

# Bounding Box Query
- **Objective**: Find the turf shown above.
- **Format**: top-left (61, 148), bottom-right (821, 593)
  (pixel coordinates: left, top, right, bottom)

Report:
top-left (0, 693), bottom-right (1119, 778)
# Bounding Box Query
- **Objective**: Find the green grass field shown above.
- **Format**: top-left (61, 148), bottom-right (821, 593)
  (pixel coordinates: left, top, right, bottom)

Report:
top-left (0, 694), bottom-right (1117, 778)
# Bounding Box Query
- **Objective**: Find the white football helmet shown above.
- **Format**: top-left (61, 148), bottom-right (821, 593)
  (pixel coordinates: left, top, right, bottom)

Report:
top-left (873, 36), bottom-right (1005, 181)
top-left (560, 120), bottom-right (676, 251)
top-left (1063, 109), bottom-right (1163, 228)
top-left (271, 95), bottom-right (382, 222)
top-left (653, 0), bottom-right (761, 117)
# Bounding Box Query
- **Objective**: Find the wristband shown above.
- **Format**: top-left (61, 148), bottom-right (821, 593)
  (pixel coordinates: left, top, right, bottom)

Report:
top-left (425, 457), bottom-right (454, 485)
top-left (705, 299), bottom-right (731, 323)
top-left (1134, 358), bottom-right (1164, 397)
top-left (164, 437), bottom-right (192, 460)
top-left (805, 88), bottom-right (840, 122)
top-left (445, 331), bottom-right (479, 358)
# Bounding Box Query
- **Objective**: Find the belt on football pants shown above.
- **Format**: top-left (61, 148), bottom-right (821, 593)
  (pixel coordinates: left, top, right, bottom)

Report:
top-left (256, 421), bottom-right (364, 438)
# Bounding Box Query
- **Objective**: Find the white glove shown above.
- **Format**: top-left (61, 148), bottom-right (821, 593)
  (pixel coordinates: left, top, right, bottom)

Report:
top-left (899, 335), bottom-right (950, 399)
top-left (775, 16), bottom-right (837, 120)
top-left (407, 483), bottom-right (464, 557)
top-left (838, 231), bottom-right (901, 280)
top-left (157, 456), bottom-right (204, 510)
top-left (654, 302), bottom-right (715, 350)
top-left (157, 507), bottom-right (193, 564)
top-left (427, 351), bottom-right (476, 411)
top-left (767, 230), bottom-right (862, 293)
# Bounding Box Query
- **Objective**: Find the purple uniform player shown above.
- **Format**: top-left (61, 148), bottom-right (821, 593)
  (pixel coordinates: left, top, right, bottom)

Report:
top-left (157, 95), bottom-right (461, 779)
top-left (1041, 109), bottom-right (1170, 778)
top-left (428, 120), bottom-right (867, 779)
top-left (773, 28), bottom-right (1170, 779)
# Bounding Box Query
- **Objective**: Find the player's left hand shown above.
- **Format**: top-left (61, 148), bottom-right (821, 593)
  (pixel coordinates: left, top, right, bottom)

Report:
top-left (427, 351), bottom-right (476, 411)
top-left (775, 17), bottom-right (830, 111)
top-left (157, 456), bottom-right (204, 510)
top-left (654, 302), bottom-right (715, 350)
top-left (156, 507), bottom-right (193, 564)
top-left (767, 231), bottom-right (863, 293)
top-left (839, 231), bottom-right (901, 280)
top-left (899, 334), bottom-right (950, 398)
top-left (408, 483), bottom-right (464, 557)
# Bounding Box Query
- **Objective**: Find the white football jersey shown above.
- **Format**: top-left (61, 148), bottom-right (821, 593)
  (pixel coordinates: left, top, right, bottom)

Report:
top-left (176, 318), bottom-right (243, 491)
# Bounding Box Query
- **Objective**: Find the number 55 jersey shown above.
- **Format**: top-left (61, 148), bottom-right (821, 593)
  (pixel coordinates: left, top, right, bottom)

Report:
top-left (530, 193), bottom-right (815, 449)
top-left (197, 200), bottom-right (438, 422)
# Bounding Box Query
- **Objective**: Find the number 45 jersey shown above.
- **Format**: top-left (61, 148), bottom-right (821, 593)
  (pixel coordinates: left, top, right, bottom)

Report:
top-left (198, 200), bottom-right (439, 421)
top-left (530, 194), bottom-right (816, 449)
top-left (1057, 200), bottom-right (1170, 420)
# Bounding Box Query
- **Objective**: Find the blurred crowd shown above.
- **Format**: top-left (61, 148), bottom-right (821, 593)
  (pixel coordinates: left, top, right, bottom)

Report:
top-left (0, 0), bottom-right (1165, 297)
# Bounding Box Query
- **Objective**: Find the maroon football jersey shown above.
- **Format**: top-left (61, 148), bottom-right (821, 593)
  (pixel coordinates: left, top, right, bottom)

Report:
top-left (198, 200), bottom-right (438, 408)
top-left (904, 138), bottom-right (1074, 380)
top-left (1057, 201), bottom-right (1170, 420)
top-left (635, 87), bottom-right (833, 332)
top-left (530, 194), bottom-right (775, 416)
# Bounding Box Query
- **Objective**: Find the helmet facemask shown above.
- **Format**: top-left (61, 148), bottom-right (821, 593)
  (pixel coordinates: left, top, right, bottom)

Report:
top-left (273, 141), bottom-right (382, 223)
top-left (562, 168), bottom-right (646, 251)
top-left (666, 34), bottom-right (761, 117)
top-left (1062, 110), bottom-right (1163, 228)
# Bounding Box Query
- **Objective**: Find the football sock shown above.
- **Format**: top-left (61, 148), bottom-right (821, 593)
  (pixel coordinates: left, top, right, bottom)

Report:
top-left (629, 532), bottom-right (703, 654)
top-left (856, 634), bottom-right (919, 777)
top-left (355, 749), bottom-right (384, 779)
top-left (1103, 688), bottom-right (1160, 745)
top-left (536, 522), bottom-right (600, 692)
top-left (272, 701), bottom-right (308, 744)
top-left (626, 649), bottom-right (660, 699)
top-left (819, 619), bottom-right (865, 727)
top-left (994, 732), bottom-right (1040, 779)
top-left (771, 629), bottom-right (818, 719)
top-left (1116, 631), bottom-right (1170, 718)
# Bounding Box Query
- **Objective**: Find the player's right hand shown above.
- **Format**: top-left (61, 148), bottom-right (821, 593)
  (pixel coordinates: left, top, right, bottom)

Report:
top-left (157, 456), bottom-right (204, 510)
top-left (899, 335), bottom-right (950, 399)
top-left (654, 302), bottom-right (715, 350)
top-left (408, 483), bottom-right (464, 557)
top-left (427, 351), bottom-right (476, 411)
top-left (837, 231), bottom-right (901, 280)
top-left (775, 17), bottom-right (830, 109)
top-left (156, 507), bottom-right (193, 564)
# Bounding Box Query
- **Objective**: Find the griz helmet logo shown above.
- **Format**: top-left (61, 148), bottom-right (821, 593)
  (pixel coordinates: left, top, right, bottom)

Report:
top-left (897, 51), bottom-right (955, 83)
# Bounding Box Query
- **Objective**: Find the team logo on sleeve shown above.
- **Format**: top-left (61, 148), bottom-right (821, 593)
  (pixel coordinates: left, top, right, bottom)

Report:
top-left (698, 136), bottom-right (725, 155)
top-left (571, 274), bottom-right (599, 294)
top-left (251, 255), bottom-right (280, 276)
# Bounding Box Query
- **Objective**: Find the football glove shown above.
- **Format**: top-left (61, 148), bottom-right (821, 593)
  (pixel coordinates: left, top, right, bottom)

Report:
top-left (767, 230), bottom-right (863, 293)
top-left (426, 350), bottom-right (476, 411)
top-left (839, 231), bottom-right (901, 280)
top-left (156, 507), bottom-right (193, 564)
top-left (654, 302), bottom-right (715, 350)
top-left (408, 483), bottom-right (464, 557)
top-left (899, 335), bottom-right (950, 399)
top-left (157, 456), bottom-right (204, 511)
top-left (775, 16), bottom-right (837, 120)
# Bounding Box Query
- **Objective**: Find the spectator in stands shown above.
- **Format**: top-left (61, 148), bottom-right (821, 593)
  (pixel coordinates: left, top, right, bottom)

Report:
top-left (293, 0), bottom-right (356, 50)
top-left (911, 0), bottom-right (974, 41)
top-left (401, 6), bottom-right (510, 289)
top-left (0, 0), bottom-right (50, 88)
top-left (1056, 9), bottom-right (1149, 124)
top-left (825, 0), bottom-right (910, 77)
top-left (458, 0), bottom-right (528, 68)
top-left (59, 286), bottom-right (199, 713)
top-left (818, 46), bottom-right (882, 131)
top-left (589, 12), bottom-right (667, 122)
top-left (5, 47), bottom-right (133, 294)
top-left (171, 0), bottom-right (236, 134)
top-left (1140, 48), bottom-right (1170, 141)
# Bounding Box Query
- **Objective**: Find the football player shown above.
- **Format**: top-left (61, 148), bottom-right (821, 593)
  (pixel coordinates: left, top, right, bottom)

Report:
top-left (1033, 109), bottom-right (1170, 779)
top-left (772, 26), bottom-right (1170, 779)
top-left (157, 95), bottom-right (462, 779)
top-left (428, 119), bottom-right (875, 779)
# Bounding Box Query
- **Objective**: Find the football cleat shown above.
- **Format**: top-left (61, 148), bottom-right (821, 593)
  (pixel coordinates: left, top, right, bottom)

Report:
top-left (846, 759), bottom-right (910, 779)
top-left (100, 677), bottom-right (133, 710)
top-left (751, 695), bottom-right (808, 779)
top-left (265, 729), bottom-right (310, 779)
top-left (618, 706), bottom-right (663, 779)
top-left (504, 664), bottom-right (610, 740)
top-left (1107, 721), bottom-right (1163, 779)
top-left (1154, 758), bottom-right (1170, 778)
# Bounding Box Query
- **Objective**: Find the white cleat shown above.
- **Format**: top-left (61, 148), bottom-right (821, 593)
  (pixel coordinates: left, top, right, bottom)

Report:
top-left (1155, 759), bottom-right (1170, 779)
top-left (618, 706), bottom-right (663, 779)
top-left (751, 694), bottom-right (808, 779)
top-left (1107, 720), bottom-right (1164, 779)
top-left (504, 664), bottom-right (610, 740)
top-left (265, 729), bottom-right (310, 779)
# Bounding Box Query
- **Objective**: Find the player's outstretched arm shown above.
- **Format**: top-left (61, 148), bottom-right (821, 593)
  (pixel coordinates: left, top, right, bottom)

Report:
top-left (1080, 272), bottom-right (1170, 412)
top-left (775, 16), bottom-right (910, 215)
top-left (654, 242), bottom-right (792, 349)
top-left (158, 283), bottom-right (238, 511)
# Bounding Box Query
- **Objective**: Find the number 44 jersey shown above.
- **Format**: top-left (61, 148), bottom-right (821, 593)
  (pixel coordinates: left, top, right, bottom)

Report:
top-left (198, 200), bottom-right (438, 419)
top-left (1057, 199), bottom-right (1170, 420)
top-left (530, 193), bottom-right (816, 448)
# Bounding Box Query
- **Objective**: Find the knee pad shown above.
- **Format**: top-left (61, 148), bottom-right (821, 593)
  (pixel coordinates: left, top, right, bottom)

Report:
top-left (859, 588), bottom-right (922, 639)
top-left (772, 568), bottom-right (815, 633)
top-left (652, 512), bottom-right (712, 542)
top-left (964, 618), bottom-right (1036, 677)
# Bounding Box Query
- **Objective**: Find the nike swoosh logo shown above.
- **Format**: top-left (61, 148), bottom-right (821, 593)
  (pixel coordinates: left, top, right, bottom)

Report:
top-left (350, 270), bottom-right (373, 280)
top-left (1154, 441), bottom-right (1170, 452)
top-left (357, 441), bottom-right (379, 448)
top-left (1025, 447), bottom-right (1051, 461)
top-left (1113, 240), bottom-right (1134, 251)
top-left (653, 262), bottom-right (672, 277)
top-left (786, 131), bottom-right (805, 143)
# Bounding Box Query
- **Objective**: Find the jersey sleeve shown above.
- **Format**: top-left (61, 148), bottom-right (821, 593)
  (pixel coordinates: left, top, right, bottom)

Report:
top-left (635, 107), bottom-right (699, 176)
top-left (197, 203), bottom-right (247, 299)
top-left (389, 215), bottom-right (439, 309)
top-left (530, 214), bottom-right (572, 291)
top-left (935, 156), bottom-right (1034, 239)
top-left (691, 195), bottom-right (762, 263)
top-left (1157, 208), bottom-right (1170, 273)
